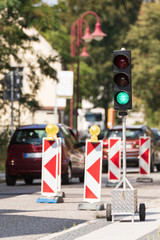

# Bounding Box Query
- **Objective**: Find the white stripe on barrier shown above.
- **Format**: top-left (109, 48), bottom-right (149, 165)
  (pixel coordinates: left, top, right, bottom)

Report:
top-left (108, 137), bottom-right (121, 182)
top-left (84, 140), bottom-right (103, 203)
top-left (43, 141), bottom-right (58, 165)
top-left (109, 140), bottom-right (121, 160)
top-left (139, 136), bottom-right (151, 175)
top-left (42, 168), bottom-right (57, 194)
top-left (85, 172), bottom-right (101, 200)
top-left (109, 160), bottom-right (121, 179)
top-left (85, 143), bottom-right (102, 169)
top-left (41, 138), bottom-right (59, 197)
top-left (57, 138), bottom-right (61, 192)
top-left (140, 139), bottom-right (150, 155)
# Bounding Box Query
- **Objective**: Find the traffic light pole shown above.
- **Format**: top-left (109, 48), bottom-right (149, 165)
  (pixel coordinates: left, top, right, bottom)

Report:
top-left (122, 114), bottom-right (127, 189)
top-left (11, 71), bottom-right (14, 136)
top-left (117, 110), bottom-right (129, 190)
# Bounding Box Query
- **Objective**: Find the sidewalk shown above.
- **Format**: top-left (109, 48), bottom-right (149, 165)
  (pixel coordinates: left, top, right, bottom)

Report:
top-left (75, 207), bottom-right (160, 240)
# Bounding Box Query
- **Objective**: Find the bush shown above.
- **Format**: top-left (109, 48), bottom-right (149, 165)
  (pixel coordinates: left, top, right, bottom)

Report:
top-left (0, 127), bottom-right (10, 171)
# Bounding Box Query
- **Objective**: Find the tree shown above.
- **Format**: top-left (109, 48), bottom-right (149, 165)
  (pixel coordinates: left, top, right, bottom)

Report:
top-left (125, 2), bottom-right (160, 126)
top-left (42, 0), bottom-right (141, 125)
top-left (0, 0), bottom-right (58, 126)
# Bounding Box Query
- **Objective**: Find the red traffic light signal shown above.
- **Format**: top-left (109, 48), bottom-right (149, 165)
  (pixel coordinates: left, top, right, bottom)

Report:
top-left (113, 50), bottom-right (132, 110)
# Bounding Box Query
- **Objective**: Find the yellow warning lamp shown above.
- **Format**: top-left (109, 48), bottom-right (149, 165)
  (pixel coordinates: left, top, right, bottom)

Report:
top-left (89, 125), bottom-right (100, 143)
top-left (45, 124), bottom-right (59, 141)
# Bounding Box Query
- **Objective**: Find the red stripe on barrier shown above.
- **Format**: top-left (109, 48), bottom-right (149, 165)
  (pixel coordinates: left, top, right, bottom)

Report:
top-left (43, 180), bottom-right (55, 193)
top-left (87, 142), bottom-right (100, 155)
top-left (140, 167), bottom-right (148, 175)
top-left (44, 155), bottom-right (57, 178)
top-left (141, 138), bottom-right (148, 145)
top-left (109, 171), bottom-right (118, 180)
top-left (141, 149), bottom-right (149, 163)
top-left (85, 185), bottom-right (98, 199)
top-left (110, 151), bottom-right (120, 168)
top-left (44, 140), bottom-right (55, 152)
top-left (58, 153), bottom-right (60, 175)
top-left (87, 158), bottom-right (100, 183)
top-left (110, 138), bottom-right (119, 148)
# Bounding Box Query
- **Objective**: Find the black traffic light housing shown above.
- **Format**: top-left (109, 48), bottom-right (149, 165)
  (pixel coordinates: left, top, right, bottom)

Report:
top-left (3, 67), bottom-right (23, 101)
top-left (113, 50), bottom-right (132, 111)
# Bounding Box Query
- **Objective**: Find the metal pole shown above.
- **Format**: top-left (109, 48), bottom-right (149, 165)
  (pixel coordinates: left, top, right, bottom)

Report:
top-left (122, 115), bottom-right (126, 189)
top-left (76, 56), bottom-right (80, 134)
top-left (11, 71), bottom-right (14, 136)
top-left (54, 81), bottom-right (58, 123)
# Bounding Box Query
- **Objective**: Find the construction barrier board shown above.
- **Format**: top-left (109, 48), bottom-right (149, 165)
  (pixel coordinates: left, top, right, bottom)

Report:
top-left (108, 137), bottom-right (121, 182)
top-left (84, 140), bottom-right (103, 203)
top-left (57, 138), bottom-right (62, 192)
top-left (41, 138), bottom-right (59, 197)
top-left (139, 136), bottom-right (151, 175)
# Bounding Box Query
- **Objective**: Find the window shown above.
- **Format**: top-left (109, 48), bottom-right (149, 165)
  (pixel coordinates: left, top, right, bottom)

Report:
top-left (85, 113), bottom-right (102, 122)
top-left (108, 129), bottom-right (144, 139)
top-left (60, 126), bottom-right (78, 148)
top-left (11, 129), bottom-right (47, 144)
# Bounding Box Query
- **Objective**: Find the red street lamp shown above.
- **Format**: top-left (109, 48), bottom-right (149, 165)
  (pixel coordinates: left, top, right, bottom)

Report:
top-left (80, 45), bottom-right (89, 57)
top-left (70, 11), bottom-right (106, 132)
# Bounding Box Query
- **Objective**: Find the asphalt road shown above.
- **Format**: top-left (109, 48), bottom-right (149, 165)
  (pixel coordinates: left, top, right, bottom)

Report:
top-left (1, 169), bottom-right (160, 240)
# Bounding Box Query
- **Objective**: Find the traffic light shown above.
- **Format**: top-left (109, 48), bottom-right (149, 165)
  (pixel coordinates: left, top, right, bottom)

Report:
top-left (113, 50), bottom-right (132, 111)
top-left (3, 89), bottom-right (21, 101)
top-left (3, 68), bottom-right (23, 101)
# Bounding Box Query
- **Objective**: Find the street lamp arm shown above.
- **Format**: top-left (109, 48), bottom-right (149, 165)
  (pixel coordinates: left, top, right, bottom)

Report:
top-left (71, 18), bottom-right (92, 57)
top-left (80, 11), bottom-right (100, 24)
top-left (80, 11), bottom-right (106, 42)
top-left (70, 11), bottom-right (106, 130)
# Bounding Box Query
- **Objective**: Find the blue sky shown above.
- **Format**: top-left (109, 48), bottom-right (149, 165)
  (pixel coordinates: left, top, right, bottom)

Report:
top-left (42, 0), bottom-right (58, 6)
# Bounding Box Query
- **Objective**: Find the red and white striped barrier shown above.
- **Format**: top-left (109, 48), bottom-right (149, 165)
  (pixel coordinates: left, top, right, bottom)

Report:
top-left (108, 137), bottom-right (121, 182)
top-left (41, 138), bottom-right (60, 197)
top-left (139, 136), bottom-right (151, 175)
top-left (57, 138), bottom-right (62, 192)
top-left (84, 140), bottom-right (103, 203)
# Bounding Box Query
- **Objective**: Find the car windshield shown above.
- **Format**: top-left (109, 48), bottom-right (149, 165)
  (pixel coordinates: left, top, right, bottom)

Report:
top-left (85, 113), bottom-right (102, 122)
top-left (107, 129), bottom-right (144, 139)
top-left (11, 129), bottom-right (47, 144)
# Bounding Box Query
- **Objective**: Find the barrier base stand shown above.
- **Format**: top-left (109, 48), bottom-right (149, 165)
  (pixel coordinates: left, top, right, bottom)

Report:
top-left (78, 202), bottom-right (104, 211)
top-left (57, 191), bottom-right (65, 198)
top-left (136, 177), bottom-right (153, 183)
top-left (36, 196), bottom-right (64, 204)
top-left (105, 181), bottom-right (118, 187)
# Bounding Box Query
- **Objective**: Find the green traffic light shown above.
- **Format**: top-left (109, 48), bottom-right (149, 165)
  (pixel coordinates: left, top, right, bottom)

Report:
top-left (116, 92), bottom-right (129, 105)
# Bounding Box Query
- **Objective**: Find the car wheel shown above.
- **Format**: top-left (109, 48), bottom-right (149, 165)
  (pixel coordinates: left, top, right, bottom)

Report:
top-left (6, 173), bottom-right (17, 186)
top-left (139, 203), bottom-right (146, 221)
top-left (156, 164), bottom-right (160, 171)
top-left (150, 153), bottom-right (155, 173)
top-left (79, 173), bottom-right (84, 183)
top-left (106, 203), bottom-right (112, 221)
top-left (62, 164), bottom-right (72, 184)
top-left (24, 177), bottom-right (33, 185)
top-left (102, 165), bottom-right (108, 173)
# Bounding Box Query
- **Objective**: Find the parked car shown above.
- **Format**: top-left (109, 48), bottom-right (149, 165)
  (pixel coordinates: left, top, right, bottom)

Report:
top-left (5, 124), bottom-right (85, 186)
top-left (151, 128), bottom-right (160, 140)
top-left (102, 125), bottom-right (160, 173)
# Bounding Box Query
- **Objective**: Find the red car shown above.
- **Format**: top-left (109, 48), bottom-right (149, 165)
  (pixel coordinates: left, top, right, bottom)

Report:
top-left (6, 124), bottom-right (85, 185)
top-left (102, 125), bottom-right (160, 173)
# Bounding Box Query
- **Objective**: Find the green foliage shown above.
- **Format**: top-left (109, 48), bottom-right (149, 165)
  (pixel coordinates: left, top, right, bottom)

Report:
top-left (0, 127), bottom-right (10, 171)
top-left (38, 56), bottom-right (58, 80)
top-left (125, 2), bottom-right (160, 125)
top-left (37, 0), bottom-right (141, 124)
top-left (0, 0), bottom-right (58, 126)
